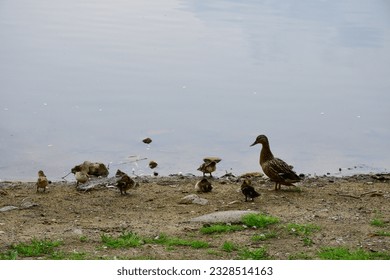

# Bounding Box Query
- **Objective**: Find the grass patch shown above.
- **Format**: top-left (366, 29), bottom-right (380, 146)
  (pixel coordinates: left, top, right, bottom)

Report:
top-left (100, 232), bottom-right (209, 250)
top-left (207, 249), bottom-right (223, 257)
top-left (49, 251), bottom-right (88, 260)
top-left (371, 218), bottom-right (386, 227)
top-left (221, 241), bottom-right (239, 252)
top-left (79, 236), bottom-right (88, 242)
top-left (1, 239), bottom-right (85, 260)
top-left (10, 239), bottom-right (62, 257)
top-left (238, 247), bottom-right (268, 260)
top-left (286, 223), bottom-right (320, 247)
top-left (251, 231), bottom-right (277, 242)
top-left (200, 214), bottom-right (280, 235)
top-left (287, 223), bottom-right (320, 236)
top-left (241, 213), bottom-right (279, 228)
top-left (101, 232), bottom-right (143, 248)
top-left (147, 234), bottom-right (209, 249)
top-left (302, 237), bottom-right (314, 246)
top-left (288, 252), bottom-right (313, 260)
top-left (200, 224), bottom-right (243, 234)
top-left (318, 247), bottom-right (390, 260)
top-left (375, 231), bottom-right (390, 237)
top-left (0, 250), bottom-right (18, 260)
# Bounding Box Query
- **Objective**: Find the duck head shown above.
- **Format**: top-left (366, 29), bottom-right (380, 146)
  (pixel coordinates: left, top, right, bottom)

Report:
top-left (250, 134), bottom-right (269, 147)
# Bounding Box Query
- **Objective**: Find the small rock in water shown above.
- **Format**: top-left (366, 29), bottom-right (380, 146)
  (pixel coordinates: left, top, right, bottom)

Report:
top-left (142, 137), bottom-right (152, 144)
top-left (149, 160), bottom-right (158, 169)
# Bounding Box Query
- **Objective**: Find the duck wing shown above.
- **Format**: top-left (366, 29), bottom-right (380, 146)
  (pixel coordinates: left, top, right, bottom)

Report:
top-left (197, 163), bottom-right (206, 171)
top-left (262, 157), bottom-right (300, 184)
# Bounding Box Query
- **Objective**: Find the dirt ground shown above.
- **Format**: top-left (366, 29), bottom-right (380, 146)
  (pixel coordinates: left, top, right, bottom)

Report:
top-left (1, 173), bottom-right (390, 259)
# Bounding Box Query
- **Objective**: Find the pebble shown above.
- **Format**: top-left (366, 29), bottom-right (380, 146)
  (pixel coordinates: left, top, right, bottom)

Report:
top-left (189, 210), bottom-right (260, 224)
top-left (73, 228), bottom-right (83, 235)
top-left (0, 206), bottom-right (18, 212)
top-left (179, 194), bottom-right (208, 206)
top-left (20, 201), bottom-right (38, 209)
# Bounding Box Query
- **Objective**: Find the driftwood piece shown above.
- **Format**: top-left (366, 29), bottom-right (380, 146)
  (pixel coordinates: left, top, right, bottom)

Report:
top-left (76, 176), bottom-right (118, 192)
top-left (334, 190), bottom-right (382, 200)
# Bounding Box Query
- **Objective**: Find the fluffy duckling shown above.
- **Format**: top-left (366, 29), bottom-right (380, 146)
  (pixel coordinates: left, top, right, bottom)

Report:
top-left (36, 170), bottom-right (49, 192)
top-left (195, 178), bottom-right (213, 193)
top-left (116, 169), bottom-right (136, 195)
top-left (115, 169), bottom-right (126, 177)
top-left (250, 134), bottom-right (301, 191)
top-left (241, 179), bottom-right (260, 202)
top-left (197, 161), bottom-right (217, 177)
top-left (71, 161), bottom-right (109, 177)
top-left (75, 170), bottom-right (89, 186)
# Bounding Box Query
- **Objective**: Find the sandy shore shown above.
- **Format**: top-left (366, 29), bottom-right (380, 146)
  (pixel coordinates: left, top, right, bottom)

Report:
top-left (1, 173), bottom-right (390, 259)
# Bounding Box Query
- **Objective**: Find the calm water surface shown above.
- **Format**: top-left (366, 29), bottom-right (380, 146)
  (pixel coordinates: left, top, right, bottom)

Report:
top-left (1, 0), bottom-right (389, 180)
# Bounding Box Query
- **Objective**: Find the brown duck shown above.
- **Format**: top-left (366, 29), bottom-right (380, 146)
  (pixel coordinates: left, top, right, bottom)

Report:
top-left (197, 161), bottom-right (217, 177)
top-left (250, 134), bottom-right (301, 191)
top-left (195, 178), bottom-right (213, 193)
top-left (116, 169), bottom-right (136, 195)
top-left (241, 179), bottom-right (260, 202)
top-left (36, 170), bottom-right (49, 192)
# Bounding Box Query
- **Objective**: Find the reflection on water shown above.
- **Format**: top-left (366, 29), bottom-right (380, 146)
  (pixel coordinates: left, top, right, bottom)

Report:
top-left (1, 0), bottom-right (389, 180)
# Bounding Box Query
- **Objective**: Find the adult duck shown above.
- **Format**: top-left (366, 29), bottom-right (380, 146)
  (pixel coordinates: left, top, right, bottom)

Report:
top-left (250, 134), bottom-right (301, 191)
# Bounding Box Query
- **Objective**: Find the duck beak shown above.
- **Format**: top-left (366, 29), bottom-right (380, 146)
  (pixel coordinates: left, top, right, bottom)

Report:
top-left (250, 141), bottom-right (257, 147)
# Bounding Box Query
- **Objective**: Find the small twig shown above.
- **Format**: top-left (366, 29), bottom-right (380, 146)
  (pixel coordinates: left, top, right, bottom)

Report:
top-left (335, 190), bottom-right (381, 199)
top-left (113, 158), bottom-right (148, 166)
top-left (335, 192), bottom-right (361, 199)
top-left (61, 171), bottom-right (72, 180)
top-left (360, 190), bottom-right (380, 197)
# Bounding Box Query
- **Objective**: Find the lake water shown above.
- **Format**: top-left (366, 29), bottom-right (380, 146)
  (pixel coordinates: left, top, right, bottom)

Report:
top-left (1, 0), bottom-right (389, 181)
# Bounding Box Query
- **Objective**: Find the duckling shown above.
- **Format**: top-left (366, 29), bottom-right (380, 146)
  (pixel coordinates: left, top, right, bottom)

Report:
top-left (116, 170), bottom-right (136, 195)
top-left (71, 161), bottom-right (109, 177)
top-left (241, 179), bottom-right (260, 202)
top-left (250, 134), bottom-right (301, 191)
top-left (197, 161), bottom-right (217, 177)
top-left (36, 170), bottom-right (49, 192)
top-left (75, 171), bottom-right (89, 186)
top-left (195, 178), bottom-right (213, 193)
top-left (115, 169), bottom-right (126, 177)
top-left (149, 160), bottom-right (158, 169)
